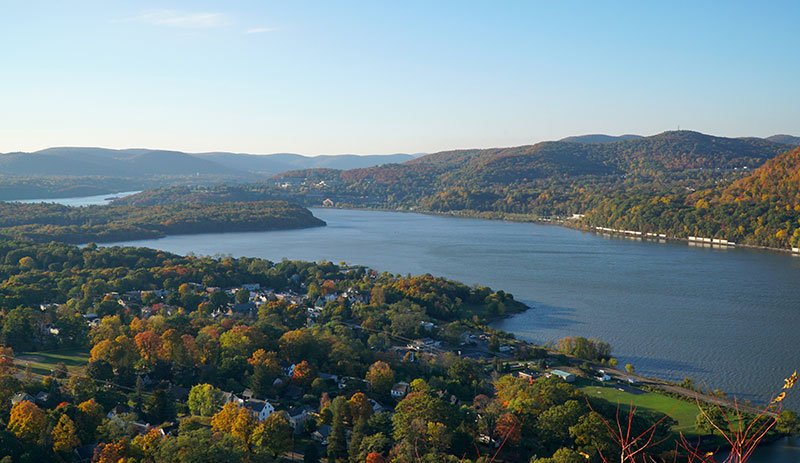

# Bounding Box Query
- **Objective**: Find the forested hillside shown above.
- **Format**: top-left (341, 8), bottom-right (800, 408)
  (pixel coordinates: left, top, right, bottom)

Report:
top-left (584, 146), bottom-right (800, 249)
top-left (766, 134), bottom-right (800, 146)
top-left (0, 241), bottom-right (794, 463)
top-left (0, 200), bottom-right (324, 244)
top-left (274, 131), bottom-right (800, 249)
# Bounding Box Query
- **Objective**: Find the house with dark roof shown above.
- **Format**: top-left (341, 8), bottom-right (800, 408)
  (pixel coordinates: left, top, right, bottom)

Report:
top-left (244, 399), bottom-right (275, 421)
top-left (313, 424), bottom-right (332, 445)
top-left (287, 406), bottom-right (311, 429)
top-left (391, 382), bottom-right (410, 399)
top-left (10, 392), bottom-right (34, 405)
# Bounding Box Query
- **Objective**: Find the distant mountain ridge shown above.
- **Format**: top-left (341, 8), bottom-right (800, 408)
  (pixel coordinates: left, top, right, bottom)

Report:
top-left (559, 134), bottom-right (643, 144)
top-left (303, 131), bottom-right (789, 189)
top-left (765, 134), bottom-right (800, 146)
top-left (0, 147), bottom-right (417, 178)
top-left (1, 132), bottom-right (793, 178)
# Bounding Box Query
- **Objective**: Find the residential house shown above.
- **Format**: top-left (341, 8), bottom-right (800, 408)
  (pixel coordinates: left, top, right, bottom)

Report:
top-left (407, 338), bottom-right (441, 352)
top-left (337, 376), bottom-right (367, 391)
top-left (594, 370), bottom-right (611, 382)
top-left (548, 369), bottom-right (576, 383)
top-left (10, 392), bottom-right (34, 405)
top-left (244, 399), bottom-right (275, 421)
top-left (498, 345), bottom-right (515, 354)
top-left (287, 406), bottom-right (311, 429)
top-left (230, 302), bottom-right (257, 316)
top-left (220, 391), bottom-right (244, 405)
top-left (313, 424), bottom-right (332, 445)
top-left (368, 399), bottom-right (386, 413)
top-left (83, 313), bottom-right (99, 327)
top-left (391, 381), bottom-right (410, 399)
top-left (34, 391), bottom-right (51, 405)
top-left (107, 404), bottom-right (132, 422)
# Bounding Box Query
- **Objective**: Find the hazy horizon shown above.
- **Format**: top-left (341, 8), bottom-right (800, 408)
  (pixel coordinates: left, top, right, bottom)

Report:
top-left (1, 1), bottom-right (798, 155)
top-left (1, 129), bottom-right (796, 158)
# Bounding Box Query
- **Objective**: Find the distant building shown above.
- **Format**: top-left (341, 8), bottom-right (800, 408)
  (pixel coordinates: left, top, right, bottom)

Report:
top-left (220, 391), bottom-right (244, 405)
top-left (230, 302), bottom-right (257, 316)
top-left (10, 392), bottom-right (34, 405)
top-left (313, 424), bottom-right (332, 445)
top-left (498, 345), bottom-right (515, 354)
top-left (244, 399), bottom-right (275, 421)
top-left (594, 370), bottom-right (611, 382)
top-left (287, 407), bottom-right (311, 429)
top-left (391, 381), bottom-right (410, 399)
top-left (322, 198), bottom-right (334, 207)
top-left (549, 369), bottom-right (576, 383)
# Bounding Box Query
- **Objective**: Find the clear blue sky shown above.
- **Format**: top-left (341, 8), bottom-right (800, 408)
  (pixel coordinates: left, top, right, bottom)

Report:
top-left (1, 1), bottom-right (798, 155)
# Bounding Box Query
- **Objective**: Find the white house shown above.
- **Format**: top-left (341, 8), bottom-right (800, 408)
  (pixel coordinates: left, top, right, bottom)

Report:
top-left (244, 399), bottom-right (275, 421)
top-left (548, 369), bottom-right (576, 383)
top-left (391, 381), bottom-right (410, 399)
top-left (498, 345), bottom-right (515, 354)
top-left (287, 407), bottom-right (310, 428)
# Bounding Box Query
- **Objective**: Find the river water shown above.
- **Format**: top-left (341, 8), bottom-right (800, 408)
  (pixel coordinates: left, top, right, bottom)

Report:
top-left (12, 190), bottom-right (140, 207)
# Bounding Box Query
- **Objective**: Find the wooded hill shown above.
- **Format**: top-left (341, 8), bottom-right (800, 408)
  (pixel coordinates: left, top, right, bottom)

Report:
top-left (274, 131), bottom-right (800, 249)
top-left (0, 200), bottom-right (325, 244)
top-left (584, 146), bottom-right (800, 249)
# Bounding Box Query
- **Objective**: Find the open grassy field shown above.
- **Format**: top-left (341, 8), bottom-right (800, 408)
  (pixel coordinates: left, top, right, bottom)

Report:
top-left (581, 383), bottom-right (700, 434)
top-left (16, 348), bottom-right (90, 377)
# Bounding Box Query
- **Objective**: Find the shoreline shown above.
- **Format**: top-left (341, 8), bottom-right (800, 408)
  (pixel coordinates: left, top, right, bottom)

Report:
top-left (317, 205), bottom-right (800, 257)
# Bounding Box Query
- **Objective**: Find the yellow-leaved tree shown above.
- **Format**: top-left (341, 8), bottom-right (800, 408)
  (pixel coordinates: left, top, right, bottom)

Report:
top-left (8, 400), bottom-right (46, 442)
top-left (51, 414), bottom-right (80, 453)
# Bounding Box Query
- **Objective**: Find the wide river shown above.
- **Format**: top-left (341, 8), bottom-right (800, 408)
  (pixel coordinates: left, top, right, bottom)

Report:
top-left (13, 190), bottom-right (141, 207)
top-left (100, 207), bottom-right (800, 461)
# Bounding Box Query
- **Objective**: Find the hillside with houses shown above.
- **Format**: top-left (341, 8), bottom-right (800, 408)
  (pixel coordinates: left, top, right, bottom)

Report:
top-left (0, 240), bottom-right (796, 462)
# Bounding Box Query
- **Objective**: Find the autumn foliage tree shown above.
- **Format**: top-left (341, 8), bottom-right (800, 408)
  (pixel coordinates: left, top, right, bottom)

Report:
top-left (366, 361), bottom-right (395, 397)
top-left (248, 349), bottom-right (282, 396)
top-left (0, 346), bottom-right (14, 374)
top-left (211, 402), bottom-right (242, 434)
top-left (92, 441), bottom-right (128, 463)
top-left (8, 400), bottom-right (46, 442)
top-left (211, 402), bottom-right (257, 453)
top-left (51, 414), bottom-right (80, 453)
top-left (292, 360), bottom-right (316, 388)
top-left (134, 330), bottom-right (163, 365)
top-left (252, 411), bottom-right (293, 458)
top-left (76, 398), bottom-right (105, 442)
top-left (494, 412), bottom-right (522, 446)
top-left (349, 392), bottom-right (374, 423)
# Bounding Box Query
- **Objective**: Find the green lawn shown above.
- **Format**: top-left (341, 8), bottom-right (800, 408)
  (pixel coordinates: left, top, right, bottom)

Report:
top-left (16, 348), bottom-right (90, 377)
top-left (581, 384), bottom-right (700, 434)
